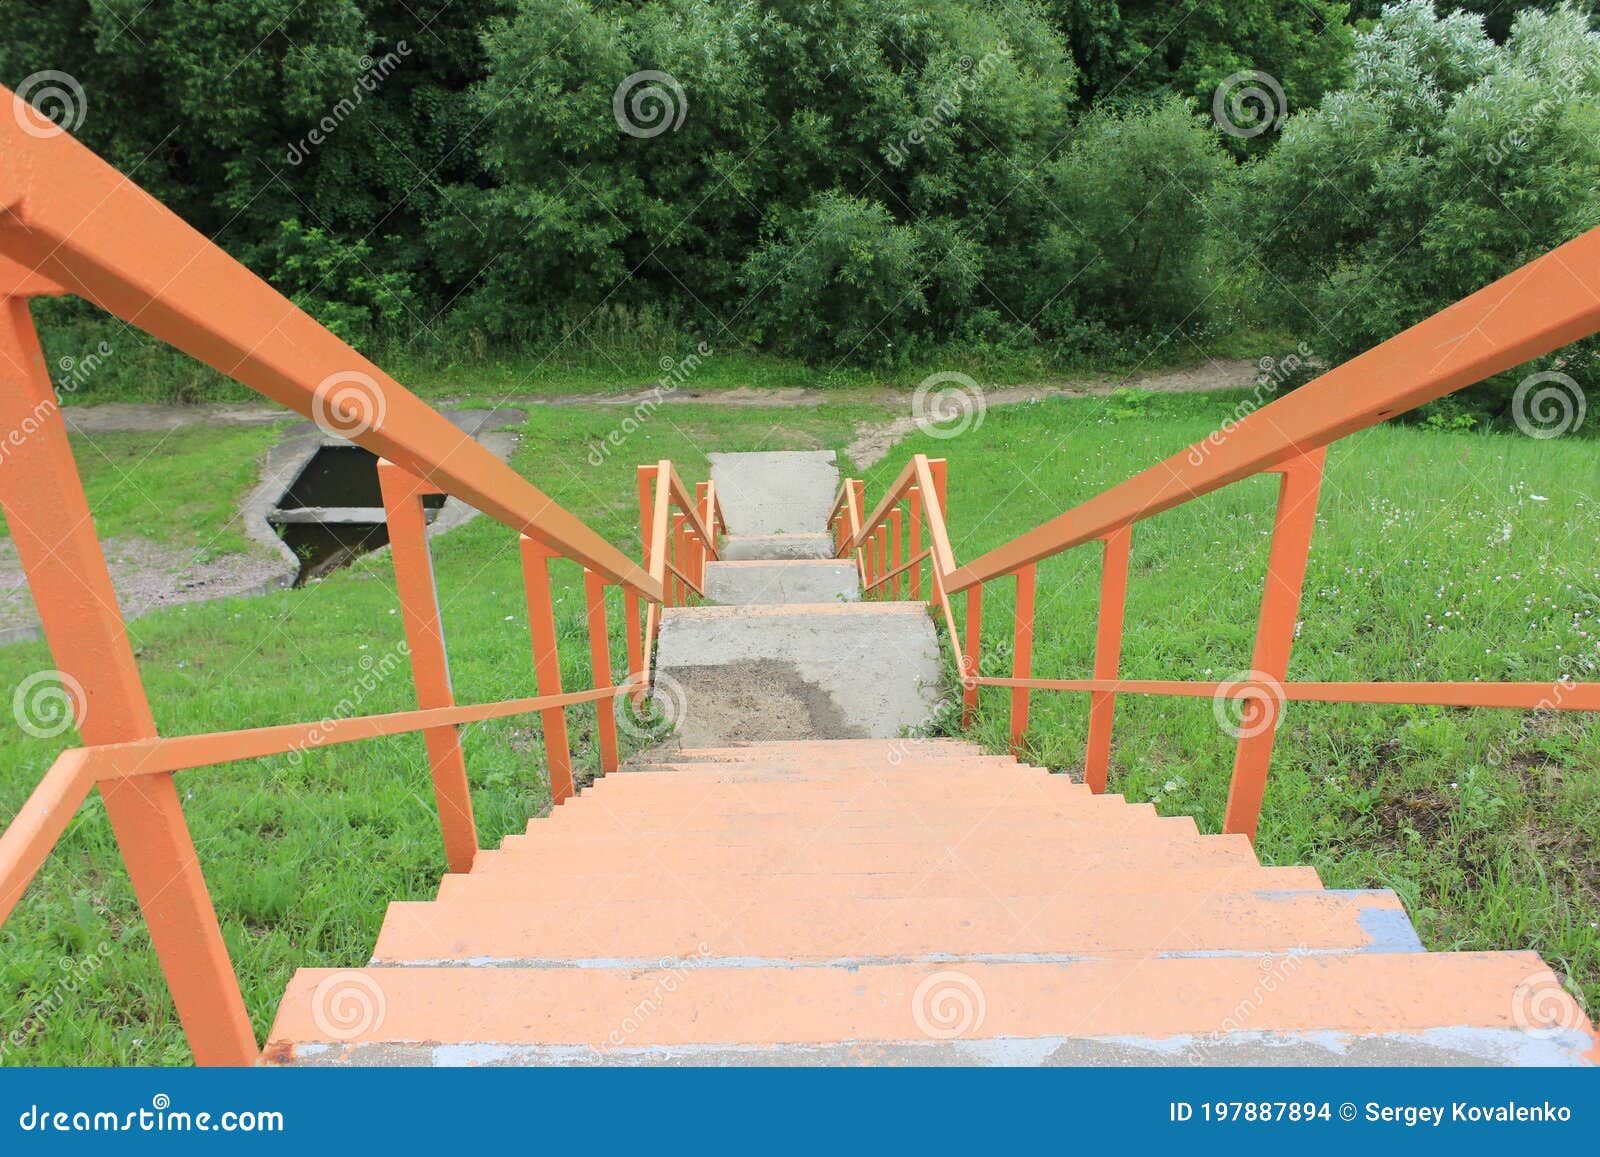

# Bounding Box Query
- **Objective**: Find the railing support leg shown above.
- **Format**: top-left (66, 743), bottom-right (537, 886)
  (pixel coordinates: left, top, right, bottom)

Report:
top-left (1084, 525), bottom-right (1132, 793)
top-left (961, 583), bottom-right (984, 728)
top-left (0, 298), bottom-right (255, 1065)
top-left (1009, 564), bottom-right (1036, 758)
top-left (623, 589), bottom-right (645, 696)
top-left (928, 460), bottom-right (948, 611)
top-left (889, 509), bottom-right (903, 600)
top-left (583, 570), bottom-right (620, 774)
top-left (519, 537), bottom-right (575, 805)
top-left (377, 461), bottom-right (478, 874)
top-left (1223, 449), bottom-right (1326, 840)
top-left (908, 486), bottom-right (923, 601)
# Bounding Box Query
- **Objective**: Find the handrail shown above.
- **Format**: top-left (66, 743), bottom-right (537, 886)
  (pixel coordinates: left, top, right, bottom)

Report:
top-left (838, 225), bottom-right (1600, 850)
top-left (0, 89), bottom-right (655, 596)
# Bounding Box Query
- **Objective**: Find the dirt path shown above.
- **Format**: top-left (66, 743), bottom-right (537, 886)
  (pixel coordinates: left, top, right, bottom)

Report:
top-left (59, 359), bottom-right (1260, 436)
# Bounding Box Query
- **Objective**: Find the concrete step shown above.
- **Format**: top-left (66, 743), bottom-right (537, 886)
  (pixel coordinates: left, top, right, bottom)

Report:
top-left (704, 559), bottom-right (859, 605)
top-left (670, 739), bottom-right (988, 761)
top-left (709, 450), bottom-right (839, 535)
top-left (369, 888), bottom-right (1415, 964)
top-left (265, 953), bottom-right (1598, 1067)
top-left (435, 863), bottom-right (1324, 904)
top-left (718, 533), bottom-right (836, 561)
top-left (654, 602), bottom-right (944, 743)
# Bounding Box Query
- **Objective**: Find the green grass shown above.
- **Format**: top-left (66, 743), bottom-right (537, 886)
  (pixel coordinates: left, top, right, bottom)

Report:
top-left (0, 400), bottom-right (892, 1065)
top-left (1, 388), bottom-right (1595, 1064)
top-left (865, 389), bottom-right (1600, 1012)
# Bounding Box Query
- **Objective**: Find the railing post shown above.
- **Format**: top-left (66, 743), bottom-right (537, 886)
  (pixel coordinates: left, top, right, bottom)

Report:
top-left (1223, 449), bottom-right (1327, 840)
top-left (583, 569), bottom-right (621, 775)
top-left (928, 460), bottom-right (948, 611)
top-left (908, 485), bottom-right (923, 601)
top-left (889, 509), bottom-right (904, 600)
top-left (519, 536), bottom-right (576, 805)
top-left (962, 583), bottom-right (984, 728)
top-left (0, 298), bottom-right (255, 1065)
top-left (1084, 525), bottom-right (1132, 793)
top-left (637, 465), bottom-right (657, 561)
top-left (1009, 563), bottom-right (1036, 758)
top-left (874, 526), bottom-right (888, 600)
top-left (671, 512), bottom-right (688, 605)
top-left (623, 589), bottom-right (645, 691)
top-left (377, 461), bottom-right (479, 874)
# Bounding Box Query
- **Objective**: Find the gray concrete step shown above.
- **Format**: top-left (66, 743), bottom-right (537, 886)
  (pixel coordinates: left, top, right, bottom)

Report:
top-left (705, 560), bottom-right (859, 605)
top-left (719, 533), bottom-right (836, 561)
top-left (709, 450), bottom-right (839, 535)
top-left (654, 602), bottom-right (944, 744)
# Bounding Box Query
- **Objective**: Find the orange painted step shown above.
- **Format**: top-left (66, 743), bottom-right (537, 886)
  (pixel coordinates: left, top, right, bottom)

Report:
top-left (435, 863), bottom-right (1324, 904)
top-left (265, 952), bottom-right (1596, 1064)
top-left (531, 800), bottom-right (1165, 834)
top-left (471, 831), bottom-right (1264, 876)
top-left (370, 888), bottom-right (1405, 963)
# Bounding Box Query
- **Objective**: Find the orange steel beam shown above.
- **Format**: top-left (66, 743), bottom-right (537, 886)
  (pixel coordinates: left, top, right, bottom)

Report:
top-left (947, 226), bottom-right (1600, 592)
top-left (971, 677), bottom-right (1600, 711)
top-left (377, 461), bottom-right (478, 874)
top-left (519, 538), bottom-right (576, 805)
top-left (961, 585), bottom-right (984, 728)
top-left (1083, 526), bottom-right (1133, 794)
top-left (889, 510), bottom-right (904, 599)
top-left (0, 298), bottom-right (256, 1066)
top-left (1009, 564), bottom-right (1037, 758)
top-left (1224, 449), bottom-right (1326, 840)
top-left (584, 570), bottom-right (621, 775)
top-left (908, 486), bottom-right (924, 601)
top-left (0, 91), bottom-right (654, 596)
top-left (862, 548), bottom-right (932, 594)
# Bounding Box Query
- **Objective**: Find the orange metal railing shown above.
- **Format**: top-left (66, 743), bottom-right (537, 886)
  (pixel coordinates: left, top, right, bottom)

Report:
top-left (0, 89), bottom-right (718, 1065)
top-left (836, 224), bottom-right (1600, 844)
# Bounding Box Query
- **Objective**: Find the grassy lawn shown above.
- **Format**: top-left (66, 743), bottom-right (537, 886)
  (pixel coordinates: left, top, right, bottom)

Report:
top-left (0, 400), bottom-right (893, 1065)
top-left (1, 387), bottom-right (1595, 1064)
top-left (864, 389), bottom-right (1600, 1014)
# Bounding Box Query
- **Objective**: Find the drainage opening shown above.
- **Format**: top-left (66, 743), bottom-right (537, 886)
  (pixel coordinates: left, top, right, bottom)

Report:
top-left (267, 445), bottom-right (444, 585)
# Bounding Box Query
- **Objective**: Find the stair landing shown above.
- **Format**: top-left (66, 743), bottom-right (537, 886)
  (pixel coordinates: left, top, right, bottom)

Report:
top-left (263, 740), bottom-right (1598, 1067)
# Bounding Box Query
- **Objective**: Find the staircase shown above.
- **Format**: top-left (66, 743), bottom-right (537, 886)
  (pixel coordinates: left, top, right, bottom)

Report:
top-left (261, 453), bottom-right (1597, 1067)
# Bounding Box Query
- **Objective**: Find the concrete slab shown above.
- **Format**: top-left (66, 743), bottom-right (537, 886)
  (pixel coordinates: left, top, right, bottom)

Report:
top-left (719, 533), bottom-right (836, 561)
top-left (705, 560), bottom-right (859, 605)
top-left (654, 602), bottom-right (944, 743)
top-left (709, 450), bottom-right (839, 535)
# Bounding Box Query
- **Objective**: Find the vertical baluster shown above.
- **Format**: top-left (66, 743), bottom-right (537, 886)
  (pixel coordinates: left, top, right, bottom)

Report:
top-left (0, 299), bottom-right (254, 1065)
top-left (928, 459), bottom-right (948, 611)
top-left (1084, 525), bottom-right (1133, 793)
top-left (889, 509), bottom-right (903, 600)
top-left (584, 570), bottom-right (620, 774)
top-left (1010, 563), bottom-right (1037, 758)
top-left (519, 537), bottom-right (575, 805)
top-left (908, 485), bottom-right (923, 601)
top-left (377, 461), bottom-right (479, 873)
top-left (962, 583), bottom-right (984, 728)
top-left (1223, 449), bottom-right (1326, 840)
top-left (672, 512), bottom-right (688, 605)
